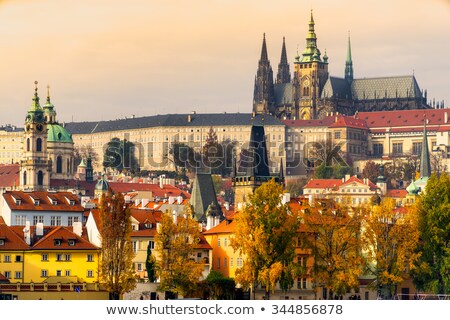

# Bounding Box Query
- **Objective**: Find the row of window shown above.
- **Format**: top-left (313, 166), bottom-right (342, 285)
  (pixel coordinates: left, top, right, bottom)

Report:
top-left (14, 215), bottom-right (80, 226)
top-left (1, 269), bottom-right (95, 279)
top-left (132, 240), bottom-right (155, 253)
top-left (0, 254), bottom-right (94, 262)
top-left (216, 257), bottom-right (243, 269)
top-left (373, 141), bottom-right (436, 156)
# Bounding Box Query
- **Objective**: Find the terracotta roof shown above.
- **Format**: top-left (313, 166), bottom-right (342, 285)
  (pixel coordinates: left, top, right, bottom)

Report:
top-left (3, 191), bottom-right (84, 212)
top-left (31, 226), bottom-right (99, 250)
top-left (283, 116), bottom-right (336, 128)
top-left (9, 225), bottom-right (91, 245)
top-left (356, 109), bottom-right (450, 129)
top-left (386, 189), bottom-right (408, 198)
top-left (329, 116), bottom-right (368, 129)
top-left (203, 219), bottom-right (236, 235)
top-left (340, 176), bottom-right (378, 189)
top-left (197, 233), bottom-right (212, 250)
top-left (0, 164), bottom-right (20, 188)
top-left (304, 179), bottom-right (343, 189)
top-left (0, 222), bottom-right (29, 250)
top-left (50, 179), bottom-right (96, 196)
top-left (109, 182), bottom-right (190, 199)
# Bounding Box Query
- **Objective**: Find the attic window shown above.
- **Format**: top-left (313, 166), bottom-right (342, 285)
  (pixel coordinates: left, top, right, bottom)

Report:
top-left (68, 239), bottom-right (76, 246)
top-left (54, 239), bottom-right (62, 246)
top-left (0, 239), bottom-right (5, 246)
top-left (145, 223), bottom-right (152, 229)
top-left (69, 200), bottom-right (75, 206)
top-left (34, 200), bottom-right (40, 206)
top-left (52, 200), bottom-right (58, 205)
top-left (15, 199), bottom-right (21, 205)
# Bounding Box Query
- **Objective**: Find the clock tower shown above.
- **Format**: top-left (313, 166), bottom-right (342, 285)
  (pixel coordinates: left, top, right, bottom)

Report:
top-left (20, 81), bottom-right (51, 190)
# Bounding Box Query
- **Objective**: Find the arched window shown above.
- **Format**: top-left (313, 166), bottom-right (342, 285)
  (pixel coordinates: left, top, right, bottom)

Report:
top-left (36, 138), bottom-right (42, 152)
top-left (56, 156), bottom-right (62, 174)
top-left (26, 138), bottom-right (30, 152)
top-left (23, 171), bottom-right (27, 185)
top-left (67, 159), bottom-right (70, 174)
top-left (37, 171), bottom-right (44, 186)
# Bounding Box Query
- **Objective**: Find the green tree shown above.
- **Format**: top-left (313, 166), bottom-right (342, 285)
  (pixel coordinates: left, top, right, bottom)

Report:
top-left (362, 198), bottom-right (419, 299)
top-left (168, 142), bottom-right (200, 173)
top-left (155, 205), bottom-right (203, 298)
top-left (302, 199), bottom-right (364, 299)
top-left (205, 270), bottom-right (236, 300)
top-left (230, 179), bottom-right (300, 299)
top-left (146, 243), bottom-right (157, 283)
top-left (202, 127), bottom-right (222, 174)
top-left (99, 190), bottom-right (136, 300)
top-left (103, 137), bottom-right (139, 173)
top-left (412, 173), bottom-right (450, 294)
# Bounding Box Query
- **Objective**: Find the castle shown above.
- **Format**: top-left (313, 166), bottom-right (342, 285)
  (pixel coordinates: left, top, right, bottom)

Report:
top-left (252, 11), bottom-right (431, 120)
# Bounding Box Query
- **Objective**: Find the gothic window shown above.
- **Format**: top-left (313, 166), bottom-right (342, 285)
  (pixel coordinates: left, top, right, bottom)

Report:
top-left (56, 156), bottom-right (62, 174)
top-left (37, 171), bottom-right (44, 186)
top-left (26, 138), bottom-right (30, 152)
top-left (36, 138), bottom-right (42, 152)
top-left (23, 171), bottom-right (27, 185)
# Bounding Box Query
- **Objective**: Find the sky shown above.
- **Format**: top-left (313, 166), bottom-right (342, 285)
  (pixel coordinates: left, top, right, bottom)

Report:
top-left (0, 0), bottom-right (449, 125)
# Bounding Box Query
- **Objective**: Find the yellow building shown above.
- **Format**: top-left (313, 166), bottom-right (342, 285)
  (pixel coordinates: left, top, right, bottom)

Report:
top-left (0, 125), bottom-right (23, 165)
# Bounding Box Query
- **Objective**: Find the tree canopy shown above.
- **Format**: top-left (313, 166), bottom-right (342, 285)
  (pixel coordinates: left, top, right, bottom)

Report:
top-left (103, 137), bottom-right (139, 173)
top-left (99, 190), bottom-right (136, 299)
top-left (231, 179), bottom-right (300, 298)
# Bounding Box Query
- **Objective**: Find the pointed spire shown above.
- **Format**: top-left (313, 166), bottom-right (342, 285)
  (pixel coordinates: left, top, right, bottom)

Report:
top-left (260, 33), bottom-right (268, 62)
top-left (345, 31), bottom-right (354, 83)
top-left (301, 10), bottom-right (322, 63)
top-left (30, 81), bottom-right (41, 111)
top-left (276, 37), bottom-right (291, 84)
top-left (420, 115), bottom-right (431, 178)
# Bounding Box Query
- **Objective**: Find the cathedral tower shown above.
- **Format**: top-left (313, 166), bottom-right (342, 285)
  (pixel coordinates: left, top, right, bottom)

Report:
top-left (345, 33), bottom-right (354, 83)
top-left (20, 82), bottom-right (51, 190)
top-left (276, 37), bottom-right (291, 84)
top-left (293, 10), bottom-right (329, 119)
top-left (253, 34), bottom-right (275, 115)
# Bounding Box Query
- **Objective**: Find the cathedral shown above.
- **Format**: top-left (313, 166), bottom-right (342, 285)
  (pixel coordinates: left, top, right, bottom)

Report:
top-left (252, 11), bottom-right (431, 120)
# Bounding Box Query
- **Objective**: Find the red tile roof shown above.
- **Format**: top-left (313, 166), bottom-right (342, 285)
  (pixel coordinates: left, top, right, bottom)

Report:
top-left (203, 219), bottom-right (236, 235)
top-left (329, 116), bottom-right (368, 129)
top-left (109, 182), bottom-right (190, 199)
top-left (31, 226), bottom-right (99, 250)
top-left (3, 191), bottom-right (84, 212)
top-left (0, 222), bottom-right (29, 250)
top-left (0, 164), bottom-right (20, 188)
top-left (356, 109), bottom-right (449, 129)
top-left (340, 176), bottom-right (378, 189)
top-left (304, 179), bottom-right (343, 189)
top-left (386, 189), bottom-right (408, 198)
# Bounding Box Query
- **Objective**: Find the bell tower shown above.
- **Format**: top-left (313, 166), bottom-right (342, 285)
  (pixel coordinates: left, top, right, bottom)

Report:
top-left (20, 81), bottom-right (51, 190)
top-left (293, 10), bottom-right (329, 119)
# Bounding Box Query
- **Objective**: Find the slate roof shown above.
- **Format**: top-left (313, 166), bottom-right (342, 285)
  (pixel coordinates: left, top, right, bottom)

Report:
top-left (321, 77), bottom-right (351, 99)
top-left (190, 173), bottom-right (222, 222)
top-left (351, 76), bottom-right (422, 100)
top-left (64, 113), bottom-right (283, 135)
top-left (274, 83), bottom-right (293, 105)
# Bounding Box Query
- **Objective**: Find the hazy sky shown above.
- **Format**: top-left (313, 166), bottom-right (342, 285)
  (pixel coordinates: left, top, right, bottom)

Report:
top-left (0, 0), bottom-right (449, 125)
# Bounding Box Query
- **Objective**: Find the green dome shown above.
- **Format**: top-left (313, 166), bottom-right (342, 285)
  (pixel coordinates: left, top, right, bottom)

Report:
top-left (95, 175), bottom-right (110, 191)
top-left (47, 124), bottom-right (73, 143)
top-left (406, 180), bottom-right (420, 195)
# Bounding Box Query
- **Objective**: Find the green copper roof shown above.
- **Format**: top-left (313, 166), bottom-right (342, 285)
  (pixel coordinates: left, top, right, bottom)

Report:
top-left (95, 174), bottom-right (110, 191)
top-left (406, 180), bottom-right (420, 195)
top-left (78, 158), bottom-right (86, 168)
top-left (47, 124), bottom-right (73, 143)
top-left (301, 10), bottom-right (322, 63)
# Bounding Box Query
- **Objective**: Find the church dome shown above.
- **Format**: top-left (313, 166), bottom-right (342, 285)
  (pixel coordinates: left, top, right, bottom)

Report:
top-left (406, 180), bottom-right (420, 195)
top-left (95, 175), bottom-right (110, 191)
top-left (47, 124), bottom-right (73, 143)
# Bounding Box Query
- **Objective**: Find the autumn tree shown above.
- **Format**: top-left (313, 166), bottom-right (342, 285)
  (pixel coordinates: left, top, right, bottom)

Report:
top-left (155, 205), bottom-right (204, 298)
top-left (103, 137), bottom-right (139, 173)
top-left (412, 173), bottom-right (450, 294)
top-left (168, 142), bottom-right (200, 173)
top-left (202, 127), bottom-right (222, 174)
top-left (230, 179), bottom-right (300, 299)
top-left (362, 161), bottom-right (381, 183)
top-left (306, 139), bottom-right (347, 168)
top-left (99, 190), bottom-right (136, 300)
top-left (146, 243), bottom-right (157, 283)
top-left (302, 199), bottom-right (364, 299)
top-left (362, 198), bottom-right (420, 299)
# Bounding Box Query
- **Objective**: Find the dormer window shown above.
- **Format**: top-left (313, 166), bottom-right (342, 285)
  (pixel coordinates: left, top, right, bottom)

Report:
top-left (0, 239), bottom-right (5, 246)
top-left (15, 199), bottom-right (21, 205)
top-left (145, 223), bottom-right (152, 229)
top-left (52, 200), bottom-right (57, 205)
top-left (69, 200), bottom-right (75, 206)
top-left (68, 239), bottom-right (76, 246)
top-left (34, 200), bottom-right (40, 206)
top-left (54, 239), bottom-right (62, 246)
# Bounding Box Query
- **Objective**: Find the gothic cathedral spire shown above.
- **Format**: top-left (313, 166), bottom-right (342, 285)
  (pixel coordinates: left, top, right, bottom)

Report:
top-left (345, 32), bottom-right (354, 83)
top-left (276, 37), bottom-right (291, 84)
top-left (253, 33), bottom-right (275, 115)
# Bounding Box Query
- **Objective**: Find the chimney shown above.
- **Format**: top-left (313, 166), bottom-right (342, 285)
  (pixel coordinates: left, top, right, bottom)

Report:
top-left (134, 199), bottom-right (140, 206)
top-left (141, 198), bottom-right (149, 208)
top-left (188, 114), bottom-right (191, 123)
top-left (224, 202), bottom-right (230, 211)
top-left (124, 195), bottom-right (131, 204)
top-left (159, 176), bottom-right (164, 189)
top-left (177, 196), bottom-right (183, 204)
top-left (36, 222), bottom-right (44, 236)
top-left (23, 220), bottom-right (31, 245)
top-left (345, 174), bottom-right (350, 182)
top-left (445, 112), bottom-right (448, 124)
top-left (172, 210), bottom-right (178, 224)
top-left (168, 196), bottom-right (175, 205)
top-left (73, 221), bottom-right (82, 237)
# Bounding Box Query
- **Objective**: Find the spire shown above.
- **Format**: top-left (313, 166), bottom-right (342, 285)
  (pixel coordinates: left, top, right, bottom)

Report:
top-left (301, 10), bottom-right (322, 63)
top-left (30, 81), bottom-right (42, 111)
top-left (345, 31), bottom-right (354, 83)
top-left (419, 116), bottom-right (431, 178)
top-left (43, 85), bottom-right (56, 124)
top-left (260, 33), bottom-right (268, 62)
top-left (237, 124), bottom-right (270, 178)
top-left (276, 37), bottom-right (291, 84)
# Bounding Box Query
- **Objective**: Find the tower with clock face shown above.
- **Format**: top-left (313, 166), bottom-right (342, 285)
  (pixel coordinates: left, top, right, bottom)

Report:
top-left (20, 82), bottom-right (51, 190)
